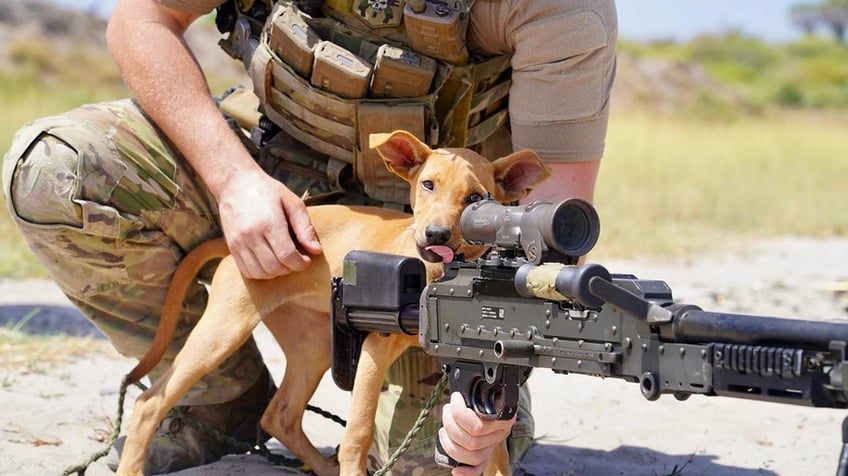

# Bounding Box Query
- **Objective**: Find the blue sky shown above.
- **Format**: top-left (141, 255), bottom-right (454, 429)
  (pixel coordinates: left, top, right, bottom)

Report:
top-left (616, 0), bottom-right (803, 43)
top-left (56, 0), bottom-right (806, 43)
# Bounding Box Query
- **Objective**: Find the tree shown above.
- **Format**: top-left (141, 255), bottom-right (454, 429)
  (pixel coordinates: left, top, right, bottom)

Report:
top-left (822, 0), bottom-right (848, 42)
top-left (791, 0), bottom-right (848, 42)
top-left (791, 4), bottom-right (821, 35)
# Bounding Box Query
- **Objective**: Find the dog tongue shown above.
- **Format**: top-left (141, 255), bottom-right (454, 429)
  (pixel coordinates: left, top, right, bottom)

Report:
top-left (426, 245), bottom-right (455, 263)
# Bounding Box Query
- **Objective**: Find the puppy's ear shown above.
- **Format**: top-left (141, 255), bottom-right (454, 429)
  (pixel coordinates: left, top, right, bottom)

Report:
top-left (370, 131), bottom-right (432, 182)
top-left (491, 150), bottom-right (552, 203)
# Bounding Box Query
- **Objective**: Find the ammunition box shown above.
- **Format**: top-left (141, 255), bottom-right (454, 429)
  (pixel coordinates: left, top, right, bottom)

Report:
top-left (311, 41), bottom-right (373, 99)
top-left (269, 8), bottom-right (320, 78)
top-left (403, 2), bottom-right (468, 64)
top-left (370, 44), bottom-right (437, 98)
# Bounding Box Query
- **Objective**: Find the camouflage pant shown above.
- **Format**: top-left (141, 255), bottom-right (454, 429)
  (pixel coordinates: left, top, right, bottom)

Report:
top-left (1, 100), bottom-right (265, 404)
top-left (1, 98), bottom-right (533, 470)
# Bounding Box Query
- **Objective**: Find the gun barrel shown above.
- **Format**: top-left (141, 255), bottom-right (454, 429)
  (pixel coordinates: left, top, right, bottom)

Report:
top-left (673, 309), bottom-right (848, 348)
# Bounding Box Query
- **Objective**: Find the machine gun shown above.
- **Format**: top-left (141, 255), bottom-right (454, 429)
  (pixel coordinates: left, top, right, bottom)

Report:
top-left (330, 198), bottom-right (848, 474)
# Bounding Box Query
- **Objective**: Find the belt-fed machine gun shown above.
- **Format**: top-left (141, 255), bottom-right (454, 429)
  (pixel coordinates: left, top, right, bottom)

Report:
top-left (330, 197), bottom-right (848, 474)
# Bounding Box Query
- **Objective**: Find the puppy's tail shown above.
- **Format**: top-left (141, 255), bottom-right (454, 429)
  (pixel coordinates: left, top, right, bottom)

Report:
top-left (123, 238), bottom-right (230, 386)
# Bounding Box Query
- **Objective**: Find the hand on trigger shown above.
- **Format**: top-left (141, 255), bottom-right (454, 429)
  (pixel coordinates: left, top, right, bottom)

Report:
top-left (438, 392), bottom-right (516, 476)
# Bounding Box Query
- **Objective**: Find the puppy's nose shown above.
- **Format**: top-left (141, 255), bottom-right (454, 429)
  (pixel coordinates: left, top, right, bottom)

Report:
top-left (424, 225), bottom-right (451, 245)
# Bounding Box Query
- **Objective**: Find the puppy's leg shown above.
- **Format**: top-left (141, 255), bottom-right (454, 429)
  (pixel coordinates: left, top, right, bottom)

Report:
top-left (484, 441), bottom-right (512, 476)
top-left (338, 333), bottom-right (417, 475)
top-left (261, 306), bottom-right (338, 476)
top-left (117, 277), bottom-right (262, 476)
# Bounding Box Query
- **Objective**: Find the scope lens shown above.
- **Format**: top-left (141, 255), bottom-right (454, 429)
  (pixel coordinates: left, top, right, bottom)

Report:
top-left (546, 199), bottom-right (600, 257)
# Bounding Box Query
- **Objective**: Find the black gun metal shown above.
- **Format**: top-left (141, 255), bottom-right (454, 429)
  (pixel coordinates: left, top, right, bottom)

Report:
top-left (330, 198), bottom-right (848, 475)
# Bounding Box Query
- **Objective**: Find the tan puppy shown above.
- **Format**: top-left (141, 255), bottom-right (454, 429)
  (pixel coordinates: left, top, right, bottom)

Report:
top-left (115, 130), bottom-right (551, 476)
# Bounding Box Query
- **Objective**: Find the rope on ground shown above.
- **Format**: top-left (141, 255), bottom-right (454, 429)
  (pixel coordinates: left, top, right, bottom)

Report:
top-left (61, 377), bottom-right (348, 475)
top-left (61, 375), bottom-right (131, 476)
top-left (373, 373), bottom-right (448, 476)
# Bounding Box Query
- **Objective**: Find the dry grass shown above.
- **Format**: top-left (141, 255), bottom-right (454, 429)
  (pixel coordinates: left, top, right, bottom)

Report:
top-left (0, 327), bottom-right (106, 379)
top-left (592, 110), bottom-right (848, 260)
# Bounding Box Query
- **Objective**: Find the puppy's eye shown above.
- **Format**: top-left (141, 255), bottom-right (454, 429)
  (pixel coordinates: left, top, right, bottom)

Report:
top-left (467, 193), bottom-right (484, 204)
top-left (421, 180), bottom-right (434, 191)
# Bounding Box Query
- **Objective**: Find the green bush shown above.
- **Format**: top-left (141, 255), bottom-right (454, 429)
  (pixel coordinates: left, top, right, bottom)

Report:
top-left (684, 32), bottom-right (781, 83)
top-left (775, 83), bottom-right (805, 106)
top-left (626, 32), bottom-right (848, 112)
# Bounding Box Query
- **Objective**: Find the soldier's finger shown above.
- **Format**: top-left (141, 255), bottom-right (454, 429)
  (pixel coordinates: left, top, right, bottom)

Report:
top-left (283, 197), bottom-right (322, 255)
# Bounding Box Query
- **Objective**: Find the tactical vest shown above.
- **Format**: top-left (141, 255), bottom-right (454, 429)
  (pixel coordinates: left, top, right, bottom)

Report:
top-left (217, 0), bottom-right (511, 205)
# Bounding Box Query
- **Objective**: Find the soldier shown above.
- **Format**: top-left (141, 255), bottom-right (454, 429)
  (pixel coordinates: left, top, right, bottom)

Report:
top-left (1, 0), bottom-right (616, 474)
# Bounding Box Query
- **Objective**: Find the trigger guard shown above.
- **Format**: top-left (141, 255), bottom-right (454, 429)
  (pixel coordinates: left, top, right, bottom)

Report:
top-left (471, 378), bottom-right (508, 420)
top-left (446, 361), bottom-right (526, 421)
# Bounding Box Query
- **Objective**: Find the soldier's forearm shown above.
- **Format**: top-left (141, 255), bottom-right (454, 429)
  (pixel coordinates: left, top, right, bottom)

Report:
top-left (106, 0), bottom-right (261, 200)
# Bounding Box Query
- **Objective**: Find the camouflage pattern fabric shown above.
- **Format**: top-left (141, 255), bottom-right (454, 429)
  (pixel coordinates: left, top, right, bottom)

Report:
top-left (1, 99), bottom-right (264, 404)
top-left (2, 97), bottom-right (533, 465)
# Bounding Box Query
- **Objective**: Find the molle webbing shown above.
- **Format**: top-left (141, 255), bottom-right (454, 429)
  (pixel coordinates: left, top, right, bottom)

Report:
top-left (220, 0), bottom-right (511, 204)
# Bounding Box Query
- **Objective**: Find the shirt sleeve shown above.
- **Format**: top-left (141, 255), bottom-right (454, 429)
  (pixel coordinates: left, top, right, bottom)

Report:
top-left (155, 0), bottom-right (227, 15)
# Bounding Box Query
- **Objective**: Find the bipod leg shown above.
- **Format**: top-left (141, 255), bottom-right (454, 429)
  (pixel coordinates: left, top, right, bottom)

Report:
top-left (837, 415), bottom-right (848, 476)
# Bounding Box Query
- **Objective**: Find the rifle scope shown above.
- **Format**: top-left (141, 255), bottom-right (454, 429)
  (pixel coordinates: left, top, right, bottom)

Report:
top-left (460, 198), bottom-right (600, 264)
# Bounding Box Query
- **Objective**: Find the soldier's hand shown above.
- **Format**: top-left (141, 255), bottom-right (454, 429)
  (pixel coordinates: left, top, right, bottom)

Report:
top-left (438, 392), bottom-right (516, 476)
top-left (216, 169), bottom-right (322, 279)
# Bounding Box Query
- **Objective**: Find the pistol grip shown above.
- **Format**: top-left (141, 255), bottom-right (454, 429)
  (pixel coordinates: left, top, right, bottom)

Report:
top-left (435, 362), bottom-right (527, 468)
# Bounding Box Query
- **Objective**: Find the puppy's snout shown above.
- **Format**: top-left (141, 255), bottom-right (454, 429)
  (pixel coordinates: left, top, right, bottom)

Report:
top-left (424, 225), bottom-right (451, 245)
